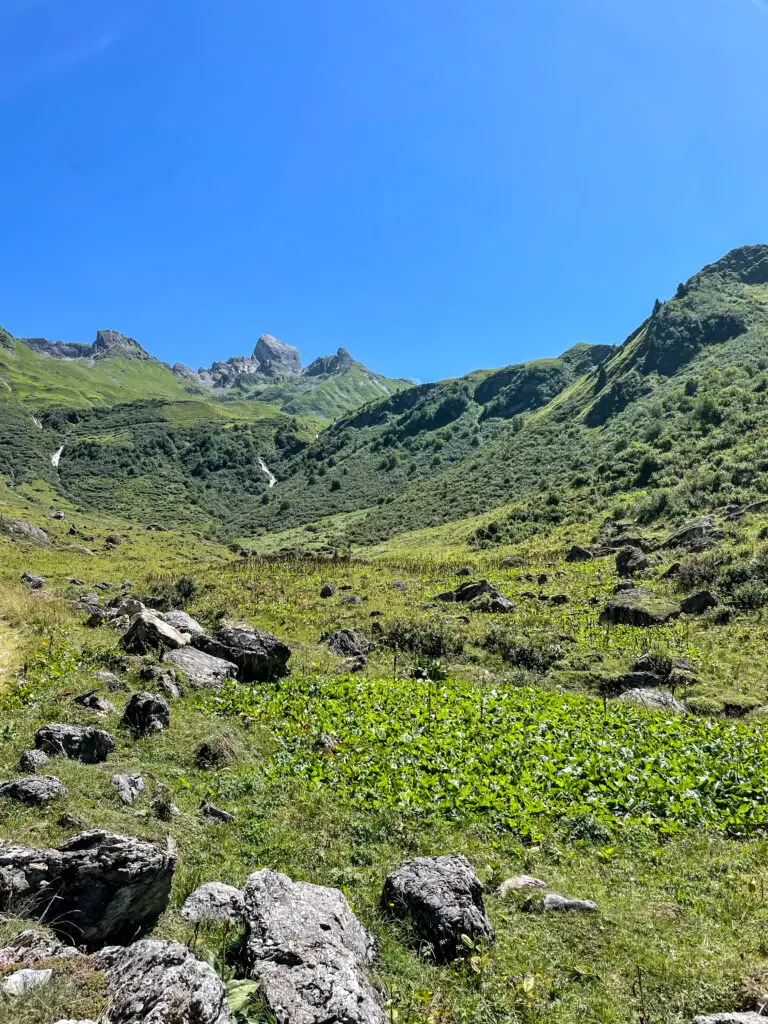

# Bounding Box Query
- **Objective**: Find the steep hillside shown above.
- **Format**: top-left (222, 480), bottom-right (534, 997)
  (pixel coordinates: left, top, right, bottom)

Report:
top-left (246, 244), bottom-right (768, 550)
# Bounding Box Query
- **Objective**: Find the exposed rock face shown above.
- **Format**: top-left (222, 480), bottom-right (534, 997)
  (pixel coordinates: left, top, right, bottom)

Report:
top-left (0, 929), bottom-right (83, 969)
top-left (599, 588), bottom-right (680, 627)
top-left (160, 610), bottom-right (205, 636)
top-left (663, 516), bottom-right (723, 550)
top-left (381, 855), bottom-right (494, 963)
top-left (253, 334), bottom-right (302, 375)
top-left (121, 692), bottom-right (170, 736)
top-left (566, 545), bottom-right (592, 563)
top-left (111, 773), bottom-right (145, 805)
top-left (543, 893), bottom-right (598, 913)
top-left (120, 611), bottom-right (190, 654)
top-left (615, 689), bottom-right (688, 714)
top-left (0, 516), bottom-right (51, 547)
top-left (181, 882), bottom-right (244, 925)
top-left (615, 547), bottom-right (650, 576)
top-left (305, 347), bottom-right (354, 376)
top-left (164, 646), bottom-right (237, 691)
top-left (17, 748), bottom-right (50, 773)
top-left (435, 580), bottom-right (514, 613)
top-left (194, 624), bottom-right (291, 682)
top-left (0, 775), bottom-right (67, 805)
top-left (680, 590), bottom-right (721, 615)
top-left (35, 724), bottom-right (115, 763)
top-left (244, 868), bottom-right (383, 1024)
top-left (20, 330), bottom-right (149, 361)
top-left (92, 939), bottom-right (231, 1024)
top-left (0, 830), bottom-right (176, 949)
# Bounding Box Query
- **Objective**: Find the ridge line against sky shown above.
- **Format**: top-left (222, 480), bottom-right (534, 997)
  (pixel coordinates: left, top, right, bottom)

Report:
top-left (0, 0), bottom-right (767, 383)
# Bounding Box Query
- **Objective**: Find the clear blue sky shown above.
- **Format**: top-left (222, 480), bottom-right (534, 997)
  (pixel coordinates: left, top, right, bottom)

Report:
top-left (1, 0), bottom-right (767, 382)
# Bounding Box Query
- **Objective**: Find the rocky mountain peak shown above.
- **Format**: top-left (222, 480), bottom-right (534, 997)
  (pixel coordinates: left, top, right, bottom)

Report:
top-left (253, 335), bottom-right (302, 376)
top-left (91, 330), bottom-right (149, 360)
top-left (305, 347), bottom-right (355, 377)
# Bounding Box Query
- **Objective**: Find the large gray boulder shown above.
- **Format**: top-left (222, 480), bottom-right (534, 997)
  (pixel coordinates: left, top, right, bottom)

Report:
top-left (35, 724), bottom-right (115, 763)
top-left (243, 868), bottom-right (383, 1024)
top-left (121, 692), bottom-right (170, 736)
top-left (0, 516), bottom-right (51, 546)
top-left (120, 611), bottom-right (190, 654)
top-left (0, 830), bottom-right (176, 949)
top-left (381, 854), bottom-right (494, 963)
top-left (0, 775), bottom-right (67, 805)
top-left (161, 610), bottom-right (205, 636)
top-left (92, 939), bottom-right (231, 1024)
top-left (164, 646), bottom-right (237, 691)
top-left (181, 882), bottom-right (244, 925)
top-left (194, 624), bottom-right (291, 682)
top-left (599, 588), bottom-right (680, 627)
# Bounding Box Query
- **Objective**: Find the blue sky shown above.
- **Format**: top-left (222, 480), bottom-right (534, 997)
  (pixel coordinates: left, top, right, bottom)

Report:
top-left (1, 0), bottom-right (767, 382)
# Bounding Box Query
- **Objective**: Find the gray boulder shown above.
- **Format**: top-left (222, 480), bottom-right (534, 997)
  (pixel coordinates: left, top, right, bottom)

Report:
top-left (161, 610), bottom-right (205, 636)
top-left (663, 517), bottom-right (723, 550)
top-left (121, 692), bottom-right (170, 736)
top-left (381, 854), bottom-right (494, 963)
top-left (320, 583), bottom-right (336, 598)
top-left (244, 868), bottom-right (383, 1024)
top-left (615, 689), bottom-right (688, 714)
top-left (22, 571), bottom-right (45, 590)
top-left (497, 875), bottom-right (548, 897)
top-left (200, 801), bottom-right (235, 823)
top-left (615, 547), bottom-right (650, 577)
top-left (35, 724), bottom-right (115, 763)
top-left (328, 629), bottom-right (373, 659)
top-left (680, 590), bottom-right (721, 615)
top-left (0, 516), bottom-right (51, 546)
top-left (181, 882), bottom-right (244, 925)
top-left (0, 775), bottom-right (67, 805)
top-left (194, 624), bottom-right (291, 682)
top-left (164, 646), bottom-right (237, 691)
top-left (599, 588), bottom-right (680, 627)
top-left (0, 830), bottom-right (176, 949)
top-left (435, 579), bottom-right (514, 613)
top-left (139, 664), bottom-right (181, 698)
top-left (120, 611), bottom-right (190, 654)
top-left (566, 545), bottom-right (592, 563)
top-left (543, 893), bottom-right (598, 913)
top-left (17, 748), bottom-right (50, 773)
top-left (92, 939), bottom-right (231, 1024)
top-left (111, 773), bottom-right (145, 805)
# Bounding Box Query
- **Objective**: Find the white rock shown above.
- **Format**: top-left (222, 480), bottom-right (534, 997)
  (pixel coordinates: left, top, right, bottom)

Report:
top-left (1, 967), bottom-right (53, 995)
top-left (497, 875), bottom-right (548, 897)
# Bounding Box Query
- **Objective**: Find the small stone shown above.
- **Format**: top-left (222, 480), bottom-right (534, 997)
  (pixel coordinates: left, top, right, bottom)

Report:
top-left (497, 875), bottom-right (548, 897)
top-left (200, 801), bottom-right (235, 823)
top-left (320, 583), bottom-right (336, 598)
top-left (21, 572), bottom-right (45, 590)
top-left (72, 690), bottom-right (116, 715)
top-left (1, 967), bottom-right (53, 995)
top-left (543, 893), bottom-right (598, 913)
top-left (17, 748), bottom-right (49, 773)
top-left (111, 773), bottom-right (145, 806)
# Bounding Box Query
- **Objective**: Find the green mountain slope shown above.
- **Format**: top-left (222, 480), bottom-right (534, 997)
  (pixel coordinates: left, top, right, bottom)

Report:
top-left (242, 244), bottom-right (768, 550)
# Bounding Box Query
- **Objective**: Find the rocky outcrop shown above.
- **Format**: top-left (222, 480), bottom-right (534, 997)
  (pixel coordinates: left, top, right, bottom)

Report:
top-left (0, 775), bottom-right (67, 805)
top-left (244, 868), bottom-right (383, 1024)
top-left (0, 830), bottom-right (176, 949)
top-left (680, 590), bottom-right (721, 615)
top-left (35, 724), bottom-right (115, 763)
top-left (0, 929), bottom-right (83, 969)
top-left (194, 624), bottom-right (291, 682)
top-left (121, 692), bottom-right (170, 736)
top-left (381, 854), bottom-right (494, 963)
top-left (164, 646), bottom-right (237, 691)
top-left (0, 516), bottom-right (51, 547)
top-left (305, 347), bottom-right (354, 376)
top-left (181, 882), bottom-right (244, 925)
top-left (599, 588), bottom-right (679, 627)
top-left (328, 629), bottom-right (373, 659)
top-left (435, 580), bottom-right (514, 613)
top-left (21, 571), bottom-right (45, 589)
top-left (20, 330), bottom-right (149, 361)
top-left (663, 517), bottom-right (723, 550)
top-left (253, 334), bottom-right (302, 375)
top-left (120, 611), bottom-right (190, 654)
top-left (92, 939), bottom-right (231, 1023)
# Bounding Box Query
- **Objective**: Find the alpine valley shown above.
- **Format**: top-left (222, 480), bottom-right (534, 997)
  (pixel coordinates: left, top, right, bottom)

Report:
top-left (3, 247), bottom-right (768, 1024)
